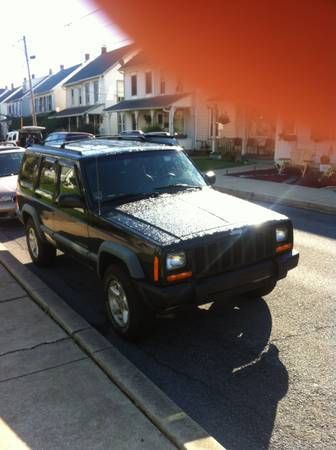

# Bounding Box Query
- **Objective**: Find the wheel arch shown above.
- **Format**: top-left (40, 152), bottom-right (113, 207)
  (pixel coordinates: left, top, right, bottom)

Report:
top-left (97, 242), bottom-right (145, 280)
top-left (21, 204), bottom-right (46, 241)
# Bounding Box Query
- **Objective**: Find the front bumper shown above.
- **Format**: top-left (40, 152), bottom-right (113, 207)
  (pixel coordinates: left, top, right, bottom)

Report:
top-left (0, 202), bottom-right (17, 220)
top-left (137, 249), bottom-right (299, 310)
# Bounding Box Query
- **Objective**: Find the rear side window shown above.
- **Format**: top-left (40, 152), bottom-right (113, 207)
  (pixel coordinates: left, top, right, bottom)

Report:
top-left (37, 158), bottom-right (57, 196)
top-left (20, 154), bottom-right (40, 186)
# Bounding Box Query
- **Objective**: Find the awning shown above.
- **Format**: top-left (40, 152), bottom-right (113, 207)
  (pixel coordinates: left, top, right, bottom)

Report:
top-left (105, 93), bottom-right (191, 112)
top-left (48, 104), bottom-right (104, 119)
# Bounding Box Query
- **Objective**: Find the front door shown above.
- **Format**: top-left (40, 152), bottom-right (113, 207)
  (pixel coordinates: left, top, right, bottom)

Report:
top-left (53, 162), bottom-right (89, 261)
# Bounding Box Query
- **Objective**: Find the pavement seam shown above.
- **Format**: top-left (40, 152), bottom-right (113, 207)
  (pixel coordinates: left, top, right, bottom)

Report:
top-left (0, 356), bottom-right (88, 385)
top-left (0, 247), bottom-right (223, 450)
top-left (0, 294), bottom-right (28, 304)
top-left (0, 336), bottom-right (71, 359)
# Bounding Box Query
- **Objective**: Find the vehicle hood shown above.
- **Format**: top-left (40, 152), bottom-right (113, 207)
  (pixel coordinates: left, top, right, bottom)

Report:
top-left (103, 188), bottom-right (287, 245)
top-left (0, 175), bottom-right (17, 195)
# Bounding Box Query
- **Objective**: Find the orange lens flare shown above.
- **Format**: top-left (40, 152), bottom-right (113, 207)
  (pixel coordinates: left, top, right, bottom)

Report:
top-left (167, 271), bottom-right (192, 282)
top-left (276, 243), bottom-right (292, 253)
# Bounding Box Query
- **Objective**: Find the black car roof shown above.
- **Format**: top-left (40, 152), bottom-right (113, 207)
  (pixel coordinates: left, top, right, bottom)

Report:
top-left (27, 139), bottom-right (181, 160)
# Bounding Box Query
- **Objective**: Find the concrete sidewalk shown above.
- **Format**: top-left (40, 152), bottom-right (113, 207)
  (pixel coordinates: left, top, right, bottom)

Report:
top-left (215, 171), bottom-right (336, 215)
top-left (0, 244), bottom-right (222, 450)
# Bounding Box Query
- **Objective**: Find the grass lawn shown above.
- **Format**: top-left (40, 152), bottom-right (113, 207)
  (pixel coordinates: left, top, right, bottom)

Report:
top-left (190, 157), bottom-right (244, 171)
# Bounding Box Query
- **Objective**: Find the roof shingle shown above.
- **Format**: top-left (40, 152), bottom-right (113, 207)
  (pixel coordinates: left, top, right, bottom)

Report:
top-left (105, 94), bottom-right (189, 111)
top-left (65, 45), bottom-right (134, 86)
top-left (34, 64), bottom-right (81, 95)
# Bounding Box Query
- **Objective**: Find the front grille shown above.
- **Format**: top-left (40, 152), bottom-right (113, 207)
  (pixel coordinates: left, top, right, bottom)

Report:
top-left (191, 225), bottom-right (275, 277)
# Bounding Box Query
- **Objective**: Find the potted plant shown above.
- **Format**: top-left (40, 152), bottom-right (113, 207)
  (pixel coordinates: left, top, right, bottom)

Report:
top-left (320, 155), bottom-right (331, 173)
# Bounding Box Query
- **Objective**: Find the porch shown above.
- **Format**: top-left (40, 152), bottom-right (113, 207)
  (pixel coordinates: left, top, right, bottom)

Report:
top-left (104, 94), bottom-right (194, 149)
top-left (49, 104), bottom-right (104, 134)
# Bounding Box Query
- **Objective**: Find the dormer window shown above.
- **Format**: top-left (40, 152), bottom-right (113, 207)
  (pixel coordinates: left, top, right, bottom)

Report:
top-left (145, 72), bottom-right (152, 94)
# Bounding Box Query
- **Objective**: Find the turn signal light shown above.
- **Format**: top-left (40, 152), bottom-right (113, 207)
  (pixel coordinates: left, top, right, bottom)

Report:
top-left (153, 256), bottom-right (159, 282)
top-left (167, 271), bottom-right (192, 282)
top-left (276, 243), bottom-right (292, 253)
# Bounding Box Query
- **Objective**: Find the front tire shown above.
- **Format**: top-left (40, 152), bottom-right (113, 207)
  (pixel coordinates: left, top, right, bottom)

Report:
top-left (103, 264), bottom-right (153, 339)
top-left (25, 218), bottom-right (56, 267)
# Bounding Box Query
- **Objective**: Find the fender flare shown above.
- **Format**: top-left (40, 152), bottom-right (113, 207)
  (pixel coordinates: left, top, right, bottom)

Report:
top-left (98, 241), bottom-right (145, 279)
top-left (21, 204), bottom-right (46, 241)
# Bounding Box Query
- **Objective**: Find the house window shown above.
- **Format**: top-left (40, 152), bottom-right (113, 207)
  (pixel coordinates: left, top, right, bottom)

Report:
top-left (35, 98), bottom-right (38, 113)
top-left (160, 75), bottom-right (165, 94)
top-left (42, 97), bottom-right (46, 112)
top-left (47, 95), bottom-right (52, 111)
top-left (78, 88), bottom-right (82, 105)
top-left (145, 72), bottom-right (152, 94)
top-left (39, 97), bottom-right (43, 112)
top-left (176, 79), bottom-right (183, 93)
top-left (93, 81), bottom-right (99, 103)
top-left (131, 75), bottom-right (137, 96)
top-left (85, 83), bottom-right (90, 104)
top-left (71, 89), bottom-right (75, 106)
top-left (116, 80), bottom-right (124, 102)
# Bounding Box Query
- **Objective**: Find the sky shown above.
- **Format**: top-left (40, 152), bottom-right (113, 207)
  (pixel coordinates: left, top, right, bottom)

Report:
top-left (0, 0), bottom-right (130, 88)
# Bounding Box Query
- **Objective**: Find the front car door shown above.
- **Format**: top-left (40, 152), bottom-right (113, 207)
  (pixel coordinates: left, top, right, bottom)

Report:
top-left (52, 161), bottom-right (89, 261)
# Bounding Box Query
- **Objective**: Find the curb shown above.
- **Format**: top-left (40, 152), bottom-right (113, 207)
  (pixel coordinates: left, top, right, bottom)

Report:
top-left (215, 186), bottom-right (336, 215)
top-left (0, 243), bottom-right (223, 450)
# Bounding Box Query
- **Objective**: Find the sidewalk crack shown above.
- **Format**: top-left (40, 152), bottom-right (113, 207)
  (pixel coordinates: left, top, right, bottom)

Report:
top-left (0, 336), bottom-right (71, 359)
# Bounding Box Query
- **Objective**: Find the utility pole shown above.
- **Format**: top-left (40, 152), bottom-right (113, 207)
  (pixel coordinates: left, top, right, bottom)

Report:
top-left (23, 35), bottom-right (37, 126)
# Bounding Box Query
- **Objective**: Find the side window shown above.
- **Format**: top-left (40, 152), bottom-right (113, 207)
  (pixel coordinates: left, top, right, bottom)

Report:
top-left (37, 158), bottom-right (57, 197)
top-left (60, 165), bottom-right (80, 195)
top-left (20, 154), bottom-right (40, 186)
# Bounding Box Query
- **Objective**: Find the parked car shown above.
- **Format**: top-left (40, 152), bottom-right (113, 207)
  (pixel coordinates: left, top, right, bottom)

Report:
top-left (0, 147), bottom-right (25, 219)
top-left (43, 131), bottom-right (95, 148)
top-left (6, 126), bottom-right (46, 147)
top-left (16, 139), bottom-right (299, 339)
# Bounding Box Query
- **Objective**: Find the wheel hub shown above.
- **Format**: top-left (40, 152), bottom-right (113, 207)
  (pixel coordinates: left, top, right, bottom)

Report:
top-left (28, 227), bottom-right (39, 258)
top-left (108, 278), bottom-right (129, 327)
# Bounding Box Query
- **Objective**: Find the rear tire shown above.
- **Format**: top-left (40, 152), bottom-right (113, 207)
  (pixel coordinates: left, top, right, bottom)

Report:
top-left (245, 280), bottom-right (276, 299)
top-left (25, 218), bottom-right (56, 267)
top-left (103, 264), bottom-right (154, 340)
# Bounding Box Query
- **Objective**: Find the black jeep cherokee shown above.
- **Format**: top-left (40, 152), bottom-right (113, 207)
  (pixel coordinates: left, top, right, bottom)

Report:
top-left (17, 139), bottom-right (299, 338)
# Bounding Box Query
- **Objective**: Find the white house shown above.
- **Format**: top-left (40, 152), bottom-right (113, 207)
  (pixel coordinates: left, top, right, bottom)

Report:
top-left (275, 119), bottom-right (336, 167)
top-left (33, 64), bottom-right (81, 119)
top-left (52, 45), bottom-right (136, 134)
top-left (104, 51), bottom-right (273, 153)
top-left (0, 86), bottom-right (23, 138)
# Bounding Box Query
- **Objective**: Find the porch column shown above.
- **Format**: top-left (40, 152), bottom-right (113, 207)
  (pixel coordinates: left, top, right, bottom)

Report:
top-left (211, 105), bottom-right (217, 153)
top-left (169, 107), bottom-right (176, 134)
top-left (135, 111), bottom-right (139, 129)
top-left (121, 112), bottom-right (125, 131)
top-left (85, 113), bottom-right (89, 125)
top-left (150, 109), bottom-right (155, 125)
top-left (76, 116), bottom-right (79, 129)
top-left (68, 118), bottom-right (71, 131)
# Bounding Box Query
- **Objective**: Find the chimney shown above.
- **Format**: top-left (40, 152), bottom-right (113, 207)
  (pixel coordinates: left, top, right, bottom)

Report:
top-left (11, 83), bottom-right (14, 90)
top-left (49, 68), bottom-right (52, 75)
top-left (85, 53), bottom-right (90, 62)
top-left (5, 85), bottom-right (8, 90)
top-left (60, 64), bottom-right (64, 70)
top-left (101, 46), bottom-right (107, 54)
top-left (32, 74), bottom-right (35, 79)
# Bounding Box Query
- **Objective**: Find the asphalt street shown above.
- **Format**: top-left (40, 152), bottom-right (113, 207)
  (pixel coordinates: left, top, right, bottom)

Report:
top-left (0, 203), bottom-right (335, 450)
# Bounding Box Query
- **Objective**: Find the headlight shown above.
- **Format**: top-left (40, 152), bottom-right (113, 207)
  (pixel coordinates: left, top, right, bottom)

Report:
top-left (166, 252), bottom-right (186, 271)
top-left (276, 226), bottom-right (288, 242)
top-left (0, 194), bottom-right (14, 203)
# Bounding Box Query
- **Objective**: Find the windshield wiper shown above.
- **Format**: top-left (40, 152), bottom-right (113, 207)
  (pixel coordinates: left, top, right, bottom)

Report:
top-left (101, 191), bottom-right (159, 204)
top-left (155, 184), bottom-right (202, 192)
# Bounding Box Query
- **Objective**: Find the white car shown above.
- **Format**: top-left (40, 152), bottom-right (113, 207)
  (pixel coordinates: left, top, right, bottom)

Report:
top-left (0, 147), bottom-right (25, 219)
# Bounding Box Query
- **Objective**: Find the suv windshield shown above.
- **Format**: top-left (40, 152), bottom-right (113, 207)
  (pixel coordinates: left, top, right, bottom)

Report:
top-left (0, 152), bottom-right (24, 177)
top-left (84, 150), bottom-right (206, 204)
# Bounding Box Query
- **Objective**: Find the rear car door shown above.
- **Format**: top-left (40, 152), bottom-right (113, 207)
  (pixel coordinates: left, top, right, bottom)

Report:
top-left (35, 157), bottom-right (57, 232)
top-left (52, 161), bottom-right (89, 260)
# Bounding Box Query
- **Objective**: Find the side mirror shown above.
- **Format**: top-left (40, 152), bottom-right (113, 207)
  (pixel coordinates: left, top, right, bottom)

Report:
top-left (57, 193), bottom-right (84, 208)
top-left (203, 170), bottom-right (216, 185)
